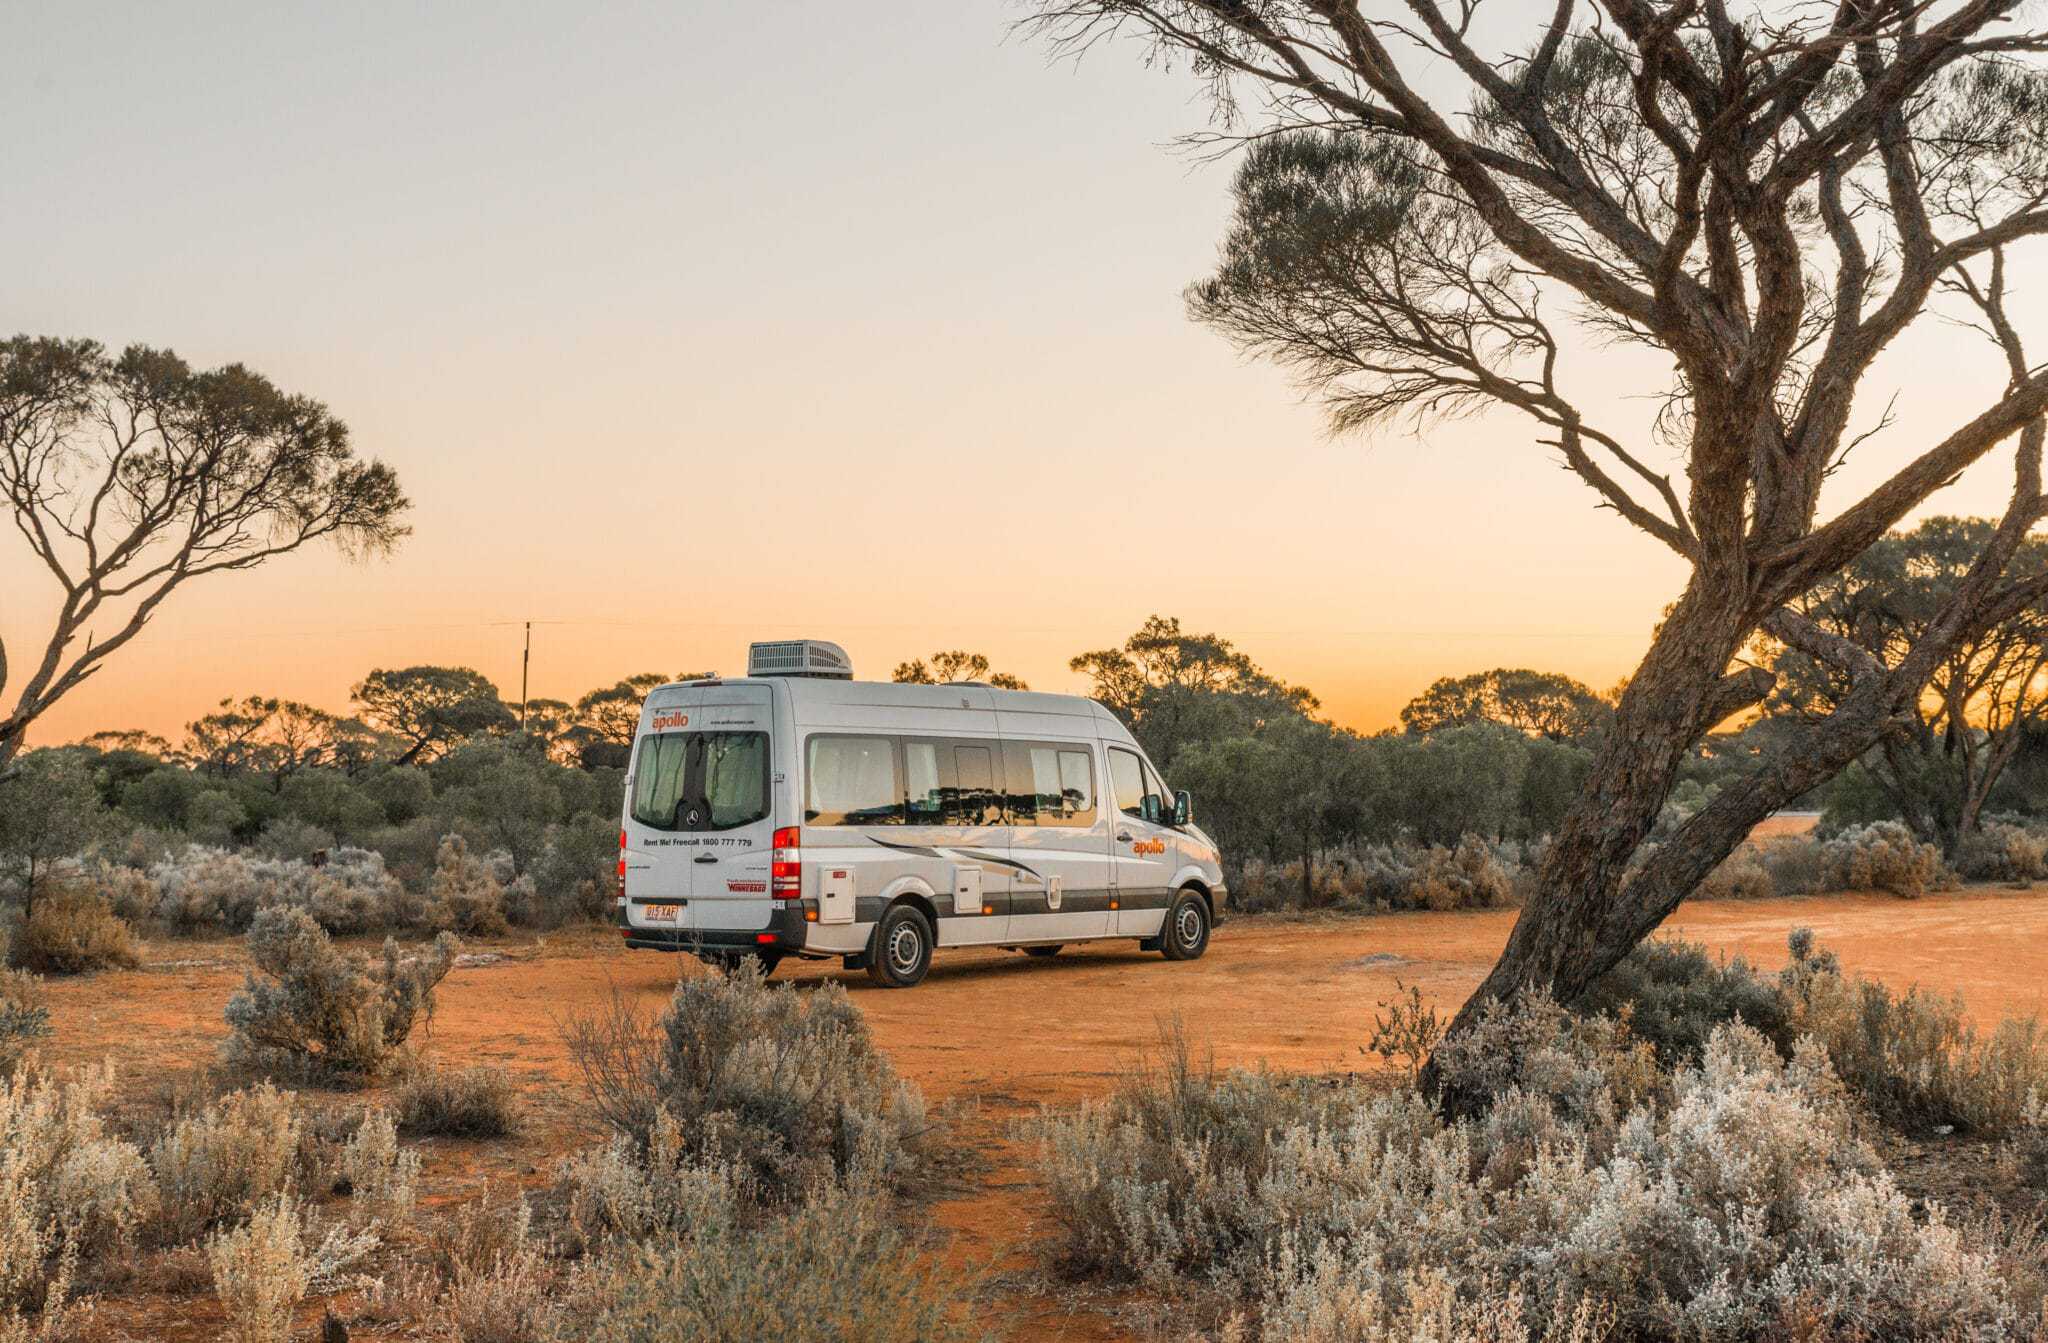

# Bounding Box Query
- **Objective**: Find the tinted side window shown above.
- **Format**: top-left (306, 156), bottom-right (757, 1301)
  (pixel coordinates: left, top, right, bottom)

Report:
top-left (805, 735), bottom-right (903, 826)
top-left (1109, 748), bottom-right (1146, 820)
top-left (904, 740), bottom-right (952, 825)
top-left (1004, 741), bottom-right (1095, 828)
top-left (949, 745), bottom-right (1000, 826)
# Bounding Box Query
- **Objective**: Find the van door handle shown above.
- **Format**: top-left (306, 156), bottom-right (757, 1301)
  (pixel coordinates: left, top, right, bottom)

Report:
top-left (693, 854), bottom-right (717, 864)
top-left (1116, 831), bottom-right (1132, 843)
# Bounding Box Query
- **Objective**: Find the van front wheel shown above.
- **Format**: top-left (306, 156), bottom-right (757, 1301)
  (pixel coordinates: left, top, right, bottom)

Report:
top-left (866, 906), bottom-right (933, 988)
top-left (1160, 891), bottom-right (1210, 962)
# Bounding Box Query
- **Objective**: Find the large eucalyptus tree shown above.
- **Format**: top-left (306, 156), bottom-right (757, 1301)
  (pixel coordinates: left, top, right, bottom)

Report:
top-left (1025, 1), bottom-right (2048, 1084)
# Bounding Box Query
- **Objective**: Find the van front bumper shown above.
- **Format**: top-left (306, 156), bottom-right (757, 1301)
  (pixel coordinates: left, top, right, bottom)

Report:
top-left (618, 900), bottom-right (811, 955)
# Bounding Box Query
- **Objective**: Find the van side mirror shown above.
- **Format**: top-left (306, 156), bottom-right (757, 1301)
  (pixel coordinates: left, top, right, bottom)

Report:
top-left (1174, 790), bottom-right (1192, 827)
top-left (1139, 794), bottom-right (1162, 825)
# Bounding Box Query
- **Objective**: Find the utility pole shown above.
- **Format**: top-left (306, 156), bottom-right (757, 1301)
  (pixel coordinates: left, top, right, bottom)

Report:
top-left (519, 620), bottom-right (532, 730)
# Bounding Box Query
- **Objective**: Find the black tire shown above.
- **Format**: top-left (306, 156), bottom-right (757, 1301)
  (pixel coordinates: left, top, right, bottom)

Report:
top-left (1023, 945), bottom-right (1063, 959)
top-left (1160, 890), bottom-right (1210, 961)
top-left (866, 905), bottom-right (934, 988)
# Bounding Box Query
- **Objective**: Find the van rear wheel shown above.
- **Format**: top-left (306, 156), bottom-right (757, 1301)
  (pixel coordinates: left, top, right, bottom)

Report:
top-left (1160, 890), bottom-right (1210, 962)
top-left (866, 905), bottom-right (933, 988)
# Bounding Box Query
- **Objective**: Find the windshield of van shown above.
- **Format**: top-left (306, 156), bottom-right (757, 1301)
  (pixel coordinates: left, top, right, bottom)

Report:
top-left (630, 731), bottom-right (769, 831)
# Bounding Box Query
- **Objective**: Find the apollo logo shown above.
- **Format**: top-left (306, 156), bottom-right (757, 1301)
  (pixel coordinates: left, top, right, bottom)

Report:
top-left (651, 710), bottom-right (690, 731)
top-left (1131, 838), bottom-right (1167, 856)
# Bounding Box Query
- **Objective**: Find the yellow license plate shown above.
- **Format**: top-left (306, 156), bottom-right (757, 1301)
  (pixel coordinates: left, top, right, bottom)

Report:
top-left (643, 904), bottom-right (681, 922)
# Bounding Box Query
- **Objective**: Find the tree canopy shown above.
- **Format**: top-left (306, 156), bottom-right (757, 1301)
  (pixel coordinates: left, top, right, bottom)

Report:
top-left (1401, 669), bottom-right (1612, 743)
top-left (0, 337), bottom-right (409, 769)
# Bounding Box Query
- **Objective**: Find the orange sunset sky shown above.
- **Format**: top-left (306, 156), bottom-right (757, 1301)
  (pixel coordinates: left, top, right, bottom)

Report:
top-left (2, 3), bottom-right (2031, 750)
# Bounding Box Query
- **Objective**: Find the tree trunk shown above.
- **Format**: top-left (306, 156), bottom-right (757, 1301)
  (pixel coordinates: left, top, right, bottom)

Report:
top-left (1420, 577), bottom-right (1765, 1104)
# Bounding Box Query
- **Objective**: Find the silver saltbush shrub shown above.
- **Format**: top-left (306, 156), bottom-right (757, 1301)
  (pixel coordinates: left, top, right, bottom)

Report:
top-left (148, 845), bottom-right (405, 935)
top-left (223, 907), bottom-right (456, 1082)
top-left (1041, 1004), bottom-right (2035, 1341)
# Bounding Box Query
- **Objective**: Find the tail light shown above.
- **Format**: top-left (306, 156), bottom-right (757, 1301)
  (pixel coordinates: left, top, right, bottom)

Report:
top-left (616, 829), bottom-right (628, 900)
top-left (772, 826), bottom-right (801, 898)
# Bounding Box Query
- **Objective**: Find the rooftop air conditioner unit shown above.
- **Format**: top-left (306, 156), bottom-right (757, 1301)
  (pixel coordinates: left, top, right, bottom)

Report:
top-left (747, 639), bottom-right (854, 680)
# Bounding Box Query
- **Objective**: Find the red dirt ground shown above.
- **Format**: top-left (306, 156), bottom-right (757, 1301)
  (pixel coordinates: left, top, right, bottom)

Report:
top-left (37, 881), bottom-right (2048, 1340)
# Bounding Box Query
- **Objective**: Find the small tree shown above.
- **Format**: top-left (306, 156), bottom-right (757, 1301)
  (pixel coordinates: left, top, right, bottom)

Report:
top-left (0, 338), bottom-right (408, 769)
top-left (0, 751), bottom-right (105, 913)
top-left (892, 650), bottom-right (1029, 690)
top-left (1766, 516), bottom-right (2048, 855)
top-left (1401, 669), bottom-right (1612, 743)
top-left (351, 666), bottom-right (514, 766)
top-left (1070, 616), bottom-right (1314, 772)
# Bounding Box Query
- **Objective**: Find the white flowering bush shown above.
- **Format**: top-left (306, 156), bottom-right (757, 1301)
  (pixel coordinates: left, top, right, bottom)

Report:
top-left (149, 1082), bottom-right (303, 1243)
top-left (1820, 820), bottom-right (1951, 897)
top-left (340, 1108), bottom-right (419, 1228)
top-left (206, 1193), bottom-right (377, 1343)
top-left (1041, 1006), bottom-right (2040, 1341)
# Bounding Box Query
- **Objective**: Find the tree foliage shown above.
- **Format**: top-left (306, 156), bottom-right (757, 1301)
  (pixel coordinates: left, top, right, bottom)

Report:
top-left (1765, 516), bottom-right (2048, 854)
top-left (891, 651), bottom-right (1028, 690)
top-left (1025, 1), bottom-right (2048, 1075)
top-left (0, 337), bottom-right (408, 768)
top-left (1401, 668), bottom-right (1612, 742)
top-left (351, 666), bottom-right (515, 767)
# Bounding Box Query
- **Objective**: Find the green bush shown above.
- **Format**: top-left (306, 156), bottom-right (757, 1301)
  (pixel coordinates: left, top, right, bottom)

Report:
top-left (1579, 937), bottom-right (1796, 1064)
top-left (222, 906), bottom-right (455, 1082)
top-left (1820, 820), bottom-right (1950, 897)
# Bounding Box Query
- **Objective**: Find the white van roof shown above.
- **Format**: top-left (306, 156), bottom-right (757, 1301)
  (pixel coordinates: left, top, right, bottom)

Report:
top-left (642, 674), bottom-right (1131, 739)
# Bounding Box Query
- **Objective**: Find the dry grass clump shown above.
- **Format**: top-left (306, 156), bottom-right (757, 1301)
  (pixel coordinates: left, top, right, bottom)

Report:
top-left (0, 957), bottom-right (48, 1080)
top-left (394, 1061), bottom-right (521, 1138)
top-left (149, 1082), bottom-right (303, 1243)
top-left (1042, 1005), bottom-right (2036, 1341)
top-left (1821, 820), bottom-right (1952, 897)
top-left (564, 962), bottom-right (930, 1205)
top-left (222, 906), bottom-right (455, 1082)
top-left (557, 1190), bottom-right (982, 1343)
top-left (206, 1193), bottom-right (377, 1343)
top-left (8, 890), bottom-right (140, 975)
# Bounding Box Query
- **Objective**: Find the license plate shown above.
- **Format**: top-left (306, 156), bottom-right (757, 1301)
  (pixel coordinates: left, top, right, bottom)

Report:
top-left (643, 904), bottom-right (681, 923)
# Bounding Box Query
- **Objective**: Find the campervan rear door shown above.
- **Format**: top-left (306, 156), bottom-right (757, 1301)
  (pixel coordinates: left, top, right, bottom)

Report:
top-left (624, 684), bottom-right (776, 921)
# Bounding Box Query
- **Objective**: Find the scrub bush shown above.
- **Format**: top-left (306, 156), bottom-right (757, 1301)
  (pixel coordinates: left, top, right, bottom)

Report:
top-left (1040, 1010), bottom-right (2034, 1342)
top-left (551, 1189), bottom-right (982, 1343)
top-left (422, 834), bottom-right (510, 936)
top-left (0, 1066), bottom-right (157, 1317)
top-left (8, 889), bottom-right (140, 975)
top-left (149, 845), bottom-right (406, 936)
top-left (1578, 937), bottom-right (1795, 1065)
top-left (562, 964), bottom-right (929, 1205)
top-left (0, 939), bottom-right (48, 1079)
top-left (1233, 839), bottom-right (1527, 915)
top-left (1820, 820), bottom-right (1951, 897)
top-left (526, 812), bottom-right (618, 927)
top-left (206, 1194), bottom-right (378, 1343)
top-left (1955, 819), bottom-right (2048, 885)
top-left (1689, 844), bottom-right (1774, 900)
top-left (222, 907), bottom-right (456, 1082)
top-left (1756, 833), bottom-right (1826, 897)
top-left (149, 1083), bottom-right (303, 1243)
top-left (340, 1108), bottom-right (418, 1227)
top-left (394, 1062), bottom-right (520, 1138)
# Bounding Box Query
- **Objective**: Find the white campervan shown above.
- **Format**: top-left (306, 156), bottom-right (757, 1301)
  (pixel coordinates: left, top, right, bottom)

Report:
top-left (615, 639), bottom-right (1228, 987)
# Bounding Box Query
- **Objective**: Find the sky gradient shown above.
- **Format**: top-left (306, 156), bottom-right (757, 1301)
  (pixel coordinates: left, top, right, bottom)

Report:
top-left (2, 2), bottom-right (2030, 749)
